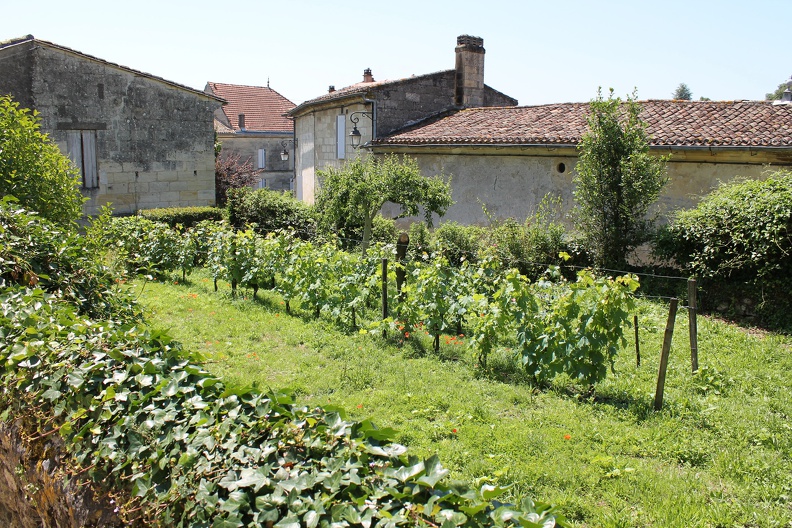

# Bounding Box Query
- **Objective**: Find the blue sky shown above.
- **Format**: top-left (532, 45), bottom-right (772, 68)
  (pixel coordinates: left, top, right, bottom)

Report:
top-left (4, 0), bottom-right (788, 106)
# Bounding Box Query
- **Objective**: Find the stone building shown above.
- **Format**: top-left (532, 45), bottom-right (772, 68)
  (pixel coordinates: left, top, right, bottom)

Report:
top-left (0, 35), bottom-right (223, 216)
top-left (287, 35), bottom-right (517, 204)
top-left (372, 99), bottom-right (792, 225)
top-left (205, 82), bottom-right (296, 192)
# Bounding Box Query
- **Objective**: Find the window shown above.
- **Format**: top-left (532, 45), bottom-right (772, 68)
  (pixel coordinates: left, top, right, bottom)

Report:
top-left (257, 178), bottom-right (268, 189)
top-left (257, 149), bottom-right (266, 169)
top-left (66, 130), bottom-right (98, 188)
top-left (336, 114), bottom-right (346, 159)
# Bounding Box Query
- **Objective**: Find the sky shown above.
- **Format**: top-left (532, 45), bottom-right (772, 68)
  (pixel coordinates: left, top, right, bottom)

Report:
top-left (2, 0), bottom-right (788, 107)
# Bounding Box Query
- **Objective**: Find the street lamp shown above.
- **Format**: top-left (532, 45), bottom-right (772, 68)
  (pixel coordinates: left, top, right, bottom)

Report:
top-left (349, 111), bottom-right (373, 148)
top-left (280, 139), bottom-right (297, 161)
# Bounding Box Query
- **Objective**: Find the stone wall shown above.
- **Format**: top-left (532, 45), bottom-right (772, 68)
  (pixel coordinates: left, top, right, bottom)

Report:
top-left (0, 419), bottom-right (124, 528)
top-left (0, 40), bottom-right (222, 216)
top-left (217, 133), bottom-right (294, 192)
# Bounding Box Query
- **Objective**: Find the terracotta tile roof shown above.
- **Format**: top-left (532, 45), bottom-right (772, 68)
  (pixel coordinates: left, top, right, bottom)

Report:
top-left (0, 35), bottom-right (223, 103)
top-left (377, 100), bottom-right (792, 148)
top-left (207, 82), bottom-right (295, 132)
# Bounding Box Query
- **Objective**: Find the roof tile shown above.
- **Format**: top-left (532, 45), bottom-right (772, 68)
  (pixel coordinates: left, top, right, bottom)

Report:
top-left (378, 100), bottom-right (792, 148)
top-left (207, 82), bottom-right (295, 133)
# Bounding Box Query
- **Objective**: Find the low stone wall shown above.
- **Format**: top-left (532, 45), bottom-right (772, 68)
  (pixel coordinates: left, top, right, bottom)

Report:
top-left (0, 419), bottom-right (124, 527)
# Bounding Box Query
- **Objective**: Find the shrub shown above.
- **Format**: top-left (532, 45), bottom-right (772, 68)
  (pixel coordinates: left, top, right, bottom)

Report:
top-left (434, 221), bottom-right (484, 266)
top-left (0, 95), bottom-right (84, 224)
top-left (138, 206), bottom-right (223, 228)
top-left (655, 170), bottom-right (792, 282)
top-left (226, 187), bottom-right (316, 238)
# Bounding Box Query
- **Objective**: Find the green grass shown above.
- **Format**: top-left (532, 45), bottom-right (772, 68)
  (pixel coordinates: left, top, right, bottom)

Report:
top-left (136, 269), bottom-right (792, 527)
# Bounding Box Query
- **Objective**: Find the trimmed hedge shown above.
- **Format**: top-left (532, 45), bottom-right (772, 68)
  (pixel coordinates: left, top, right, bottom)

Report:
top-left (227, 187), bottom-right (316, 238)
top-left (137, 206), bottom-right (224, 228)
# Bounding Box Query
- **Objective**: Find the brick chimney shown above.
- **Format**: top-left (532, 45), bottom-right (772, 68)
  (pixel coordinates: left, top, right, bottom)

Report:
top-left (363, 68), bottom-right (375, 83)
top-left (454, 35), bottom-right (485, 108)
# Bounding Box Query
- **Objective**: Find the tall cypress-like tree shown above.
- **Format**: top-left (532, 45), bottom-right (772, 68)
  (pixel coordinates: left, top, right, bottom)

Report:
top-left (573, 89), bottom-right (669, 269)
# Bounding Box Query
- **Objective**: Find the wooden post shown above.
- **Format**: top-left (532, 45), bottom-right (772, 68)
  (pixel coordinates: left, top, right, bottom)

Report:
top-left (688, 278), bottom-right (699, 373)
top-left (634, 315), bottom-right (640, 367)
top-left (654, 298), bottom-right (679, 411)
top-left (395, 232), bottom-right (409, 301)
top-left (382, 258), bottom-right (388, 338)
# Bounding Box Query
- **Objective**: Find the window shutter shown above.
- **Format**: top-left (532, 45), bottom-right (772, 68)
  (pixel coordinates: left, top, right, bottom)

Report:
top-left (81, 131), bottom-right (98, 188)
top-left (257, 149), bottom-right (266, 169)
top-left (336, 114), bottom-right (346, 159)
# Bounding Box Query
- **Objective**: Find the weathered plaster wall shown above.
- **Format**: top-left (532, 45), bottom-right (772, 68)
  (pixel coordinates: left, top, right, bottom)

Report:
top-left (217, 134), bottom-right (294, 192)
top-left (4, 43), bottom-right (221, 216)
top-left (380, 150), bottom-right (783, 226)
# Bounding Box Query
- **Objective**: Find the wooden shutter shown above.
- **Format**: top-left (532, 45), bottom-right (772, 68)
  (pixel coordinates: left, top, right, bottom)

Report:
top-left (336, 114), bottom-right (346, 159)
top-left (81, 131), bottom-right (98, 188)
top-left (257, 149), bottom-right (266, 169)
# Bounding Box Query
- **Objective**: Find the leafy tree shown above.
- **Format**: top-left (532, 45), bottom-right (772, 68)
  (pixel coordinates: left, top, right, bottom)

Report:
top-left (214, 150), bottom-right (264, 206)
top-left (0, 95), bottom-right (84, 224)
top-left (573, 89), bottom-right (669, 269)
top-left (766, 77), bottom-right (791, 100)
top-left (672, 83), bottom-right (693, 100)
top-left (316, 154), bottom-right (453, 253)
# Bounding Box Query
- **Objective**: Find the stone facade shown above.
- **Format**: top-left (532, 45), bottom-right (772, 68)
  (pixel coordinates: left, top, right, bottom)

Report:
top-left (0, 36), bottom-right (222, 216)
top-left (376, 145), bottom-right (784, 226)
top-left (288, 35), bottom-right (517, 204)
top-left (205, 82), bottom-right (296, 193)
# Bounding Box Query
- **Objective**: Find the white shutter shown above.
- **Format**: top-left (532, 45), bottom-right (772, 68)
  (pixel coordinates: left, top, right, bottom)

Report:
top-left (257, 149), bottom-right (266, 169)
top-left (66, 131), bottom-right (84, 175)
top-left (336, 114), bottom-right (346, 159)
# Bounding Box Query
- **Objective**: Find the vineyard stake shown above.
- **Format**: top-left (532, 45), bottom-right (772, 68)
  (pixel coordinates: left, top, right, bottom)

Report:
top-left (634, 315), bottom-right (640, 367)
top-left (395, 232), bottom-right (409, 301)
top-left (688, 278), bottom-right (699, 373)
top-left (382, 258), bottom-right (388, 338)
top-left (654, 298), bottom-right (678, 411)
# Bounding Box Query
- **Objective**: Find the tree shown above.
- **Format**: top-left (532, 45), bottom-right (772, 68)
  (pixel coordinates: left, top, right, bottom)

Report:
top-left (766, 77), bottom-right (791, 100)
top-left (0, 95), bottom-right (84, 224)
top-left (316, 154), bottom-right (453, 253)
top-left (573, 89), bottom-right (669, 269)
top-left (215, 150), bottom-right (264, 206)
top-left (672, 83), bottom-right (693, 100)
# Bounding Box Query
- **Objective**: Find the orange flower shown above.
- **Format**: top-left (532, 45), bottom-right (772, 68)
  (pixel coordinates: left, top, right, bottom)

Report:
top-left (564, 434), bottom-right (571, 440)
top-left (404, 332), bottom-right (410, 339)
top-left (452, 428), bottom-right (458, 434)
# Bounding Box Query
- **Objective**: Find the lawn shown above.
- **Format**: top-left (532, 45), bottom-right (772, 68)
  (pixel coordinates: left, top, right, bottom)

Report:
top-left (137, 269), bottom-right (792, 527)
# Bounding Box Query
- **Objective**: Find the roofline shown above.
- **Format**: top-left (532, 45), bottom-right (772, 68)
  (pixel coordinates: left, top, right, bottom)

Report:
top-left (288, 91), bottom-right (371, 117)
top-left (370, 142), bottom-right (792, 152)
top-left (216, 130), bottom-right (294, 137)
top-left (2, 36), bottom-right (224, 103)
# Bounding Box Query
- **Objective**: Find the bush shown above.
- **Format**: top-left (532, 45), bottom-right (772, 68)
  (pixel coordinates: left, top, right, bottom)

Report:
top-left (0, 95), bottom-right (84, 224)
top-left (226, 187), bottom-right (316, 238)
top-left (434, 221), bottom-right (484, 266)
top-left (486, 218), bottom-right (567, 279)
top-left (655, 170), bottom-right (792, 282)
top-left (138, 206), bottom-right (223, 228)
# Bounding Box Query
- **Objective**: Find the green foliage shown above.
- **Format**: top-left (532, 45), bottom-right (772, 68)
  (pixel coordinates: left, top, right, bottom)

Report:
top-left (434, 222), bottom-right (484, 266)
top-left (765, 78), bottom-right (790, 101)
top-left (655, 170), bottom-right (792, 281)
top-left (226, 187), bottom-right (316, 238)
top-left (0, 199), bottom-right (136, 319)
top-left (316, 154), bottom-right (453, 253)
top-left (138, 206), bottom-right (224, 228)
top-left (672, 83), bottom-right (693, 100)
top-left (1, 203), bottom-right (569, 528)
top-left (573, 89), bottom-right (669, 269)
top-left (0, 95), bottom-right (84, 224)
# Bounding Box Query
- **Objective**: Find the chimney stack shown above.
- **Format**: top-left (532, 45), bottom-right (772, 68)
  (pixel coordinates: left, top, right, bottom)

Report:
top-left (454, 35), bottom-right (485, 108)
top-left (363, 68), bottom-right (375, 83)
top-left (328, 85), bottom-right (336, 93)
top-left (238, 113), bottom-right (246, 129)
